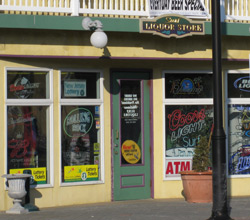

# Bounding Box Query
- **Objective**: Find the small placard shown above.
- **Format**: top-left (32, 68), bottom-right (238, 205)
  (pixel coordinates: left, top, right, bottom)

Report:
top-left (64, 80), bottom-right (86, 97)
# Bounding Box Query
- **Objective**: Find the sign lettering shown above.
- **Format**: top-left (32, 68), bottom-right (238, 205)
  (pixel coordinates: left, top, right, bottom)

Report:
top-left (140, 15), bottom-right (204, 38)
top-left (165, 158), bottom-right (192, 177)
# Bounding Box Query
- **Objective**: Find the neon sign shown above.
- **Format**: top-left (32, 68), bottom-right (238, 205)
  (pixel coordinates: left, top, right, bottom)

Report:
top-left (10, 77), bottom-right (40, 98)
top-left (63, 108), bottom-right (93, 137)
top-left (234, 76), bottom-right (250, 92)
top-left (168, 108), bottom-right (206, 131)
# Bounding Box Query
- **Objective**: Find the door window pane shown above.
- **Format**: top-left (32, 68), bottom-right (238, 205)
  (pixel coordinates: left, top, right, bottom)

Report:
top-left (120, 80), bottom-right (142, 165)
top-left (7, 71), bottom-right (49, 99)
top-left (7, 106), bottom-right (49, 185)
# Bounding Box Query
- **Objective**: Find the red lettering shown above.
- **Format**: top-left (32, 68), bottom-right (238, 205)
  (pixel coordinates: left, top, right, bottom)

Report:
top-left (180, 161), bottom-right (190, 171)
top-left (8, 139), bottom-right (29, 158)
top-left (174, 161), bottom-right (180, 174)
top-left (9, 84), bottom-right (25, 92)
top-left (166, 162), bottom-right (174, 174)
top-left (123, 145), bottom-right (132, 150)
top-left (168, 108), bottom-right (206, 131)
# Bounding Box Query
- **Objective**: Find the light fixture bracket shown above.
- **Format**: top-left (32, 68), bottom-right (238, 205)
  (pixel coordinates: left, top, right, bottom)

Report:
top-left (82, 18), bottom-right (103, 31)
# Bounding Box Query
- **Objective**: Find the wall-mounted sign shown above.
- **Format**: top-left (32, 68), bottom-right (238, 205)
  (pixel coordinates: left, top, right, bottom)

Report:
top-left (140, 15), bottom-right (204, 38)
top-left (150, 0), bottom-right (207, 15)
top-left (64, 80), bottom-right (86, 97)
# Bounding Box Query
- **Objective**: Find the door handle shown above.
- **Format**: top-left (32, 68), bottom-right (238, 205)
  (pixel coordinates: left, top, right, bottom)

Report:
top-left (116, 130), bottom-right (119, 139)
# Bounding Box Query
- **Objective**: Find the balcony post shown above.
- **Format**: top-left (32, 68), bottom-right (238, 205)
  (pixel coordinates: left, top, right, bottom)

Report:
top-left (71, 0), bottom-right (79, 16)
top-left (220, 0), bottom-right (226, 22)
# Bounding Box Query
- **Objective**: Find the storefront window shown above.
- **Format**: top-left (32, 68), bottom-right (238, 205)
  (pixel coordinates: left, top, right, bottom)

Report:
top-left (164, 72), bottom-right (213, 178)
top-left (228, 73), bottom-right (250, 98)
top-left (6, 69), bottom-right (51, 186)
top-left (165, 73), bottom-right (212, 99)
top-left (227, 73), bottom-right (250, 176)
top-left (7, 71), bottom-right (49, 99)
top-left (61, 72), bottom-right (100, 99)
top-left (228, 105), bottom-right (250, 175)
top-left (60, 71), bottom-right (103, 184)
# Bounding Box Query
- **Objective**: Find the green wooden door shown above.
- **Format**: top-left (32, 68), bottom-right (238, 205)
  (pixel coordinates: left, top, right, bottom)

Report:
top-left (111, 70), bottom-right (152, 201)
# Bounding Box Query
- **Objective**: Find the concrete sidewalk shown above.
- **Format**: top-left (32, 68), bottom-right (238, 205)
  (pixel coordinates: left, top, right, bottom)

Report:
top-left (0, 197), bottom-right (249, 220)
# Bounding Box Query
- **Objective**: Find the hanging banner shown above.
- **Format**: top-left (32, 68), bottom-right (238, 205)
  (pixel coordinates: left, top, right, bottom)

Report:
top-left (140, 14), bottom-right (204, 38)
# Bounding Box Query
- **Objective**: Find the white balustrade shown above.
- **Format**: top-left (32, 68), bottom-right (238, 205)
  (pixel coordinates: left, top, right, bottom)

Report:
top-left (0, 0), bottom-right (250, 21)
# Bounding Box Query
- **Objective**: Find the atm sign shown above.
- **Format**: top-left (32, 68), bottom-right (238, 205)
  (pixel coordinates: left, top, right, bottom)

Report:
top-left (165, 157), bottom-right (192, 177)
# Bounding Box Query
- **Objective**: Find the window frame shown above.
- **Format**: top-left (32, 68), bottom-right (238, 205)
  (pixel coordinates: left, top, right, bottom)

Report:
top-left (5, 67), bottom-right (54, 188)
top-left (163, 70), bottom-right (213, 181)
top-left (59, 69), bottom-right (105, 186)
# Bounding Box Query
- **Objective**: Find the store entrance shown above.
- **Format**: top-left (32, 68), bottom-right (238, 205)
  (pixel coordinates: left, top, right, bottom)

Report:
top-left (111, 70), bottom-right (152, 201)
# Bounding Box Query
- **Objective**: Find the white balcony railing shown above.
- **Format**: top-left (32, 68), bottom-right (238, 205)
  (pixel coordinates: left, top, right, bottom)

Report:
top-left (0, 0), bottom-right (250, 21)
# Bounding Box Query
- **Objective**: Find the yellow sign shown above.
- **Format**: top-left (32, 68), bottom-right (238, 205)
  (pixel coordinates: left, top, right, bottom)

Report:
top-left (64, 165), bottom-right (98, 182)
top-left (121, 140), bottom-right (141, 164)
top-left (94, 143), bottom-right (100, 155)
top-left (10, 167), bottom-right (47, 184)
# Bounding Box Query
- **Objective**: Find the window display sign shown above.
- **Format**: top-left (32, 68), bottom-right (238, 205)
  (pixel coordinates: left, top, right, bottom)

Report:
top-left (228, 74), bottom-right (250, 98)
top-left (121, 92), bottom-right (140, 124)
top-left (121, 140), bottom-right (141, 164)
top-left (120, 80), bottom-right (142, 165)
top-left (165, 158), bottom-right (192, 176)
top-left (165, 73), bottom-right (212, 98)
top-left (64, 165), bottom-right (98, 182)
top-left (10, 167), bottom-right (47, 185)
top-left (64, 80), bottom-right (86, 97)
top-left (228, 105), bottom-right (250, 175)
top-left (165, 105), bottom-right (213, 177)
top-left (7, 106), bottom-right (48, 184)
top-left (7, 71), bottom-right (48, 99)
top-left (63, 108), bottom-right (94, 138)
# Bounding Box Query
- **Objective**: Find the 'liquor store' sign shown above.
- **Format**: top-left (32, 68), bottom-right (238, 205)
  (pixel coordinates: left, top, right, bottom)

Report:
top-left (140, 15), bottom-right (204, 38)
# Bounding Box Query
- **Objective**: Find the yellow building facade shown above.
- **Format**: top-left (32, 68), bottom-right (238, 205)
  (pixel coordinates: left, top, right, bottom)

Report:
top-left (1, 11), bottom-right (250, 211)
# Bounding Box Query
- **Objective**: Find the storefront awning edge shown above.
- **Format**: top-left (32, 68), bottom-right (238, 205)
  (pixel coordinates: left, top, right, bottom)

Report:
top-left (0, 14), bottom-right (250, 36)
top-left (0, 54), bottom-right (248, 61)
